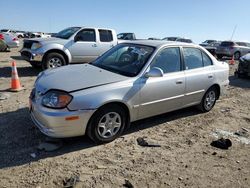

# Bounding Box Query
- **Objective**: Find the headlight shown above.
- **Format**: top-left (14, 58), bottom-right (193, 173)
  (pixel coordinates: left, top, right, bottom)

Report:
top-left (42, 90), bottom-right (72, 109)
top-left (31, 42), bottom-right (42, 50)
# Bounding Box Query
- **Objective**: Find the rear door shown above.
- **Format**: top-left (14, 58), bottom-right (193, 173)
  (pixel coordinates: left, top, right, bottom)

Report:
top-left (68, 28), bottom-right (100, 63)
top-left (182, 47), bottom-right (215, 107)
top-left (97, 29), bottom-right (117, 56)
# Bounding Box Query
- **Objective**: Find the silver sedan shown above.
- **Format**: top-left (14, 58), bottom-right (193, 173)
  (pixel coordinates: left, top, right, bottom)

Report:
top-left (30, 40), bottom-right (229, 143)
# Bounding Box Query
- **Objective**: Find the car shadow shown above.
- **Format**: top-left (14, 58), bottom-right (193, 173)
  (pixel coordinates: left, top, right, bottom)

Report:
top-left (0, 66), bottom-right (41, 78)
top-left (229, 75), bottom-right (250, 89)
top-left (0, 106), bottom-right (201, 169)
top-left (10, 56), bottom-right (24, 61)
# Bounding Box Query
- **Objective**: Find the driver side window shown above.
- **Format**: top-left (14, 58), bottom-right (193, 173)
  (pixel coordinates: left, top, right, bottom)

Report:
top-left (150, 47), bottom-right (181, 74)
top-left (76, 29), bottom-right (96, 42)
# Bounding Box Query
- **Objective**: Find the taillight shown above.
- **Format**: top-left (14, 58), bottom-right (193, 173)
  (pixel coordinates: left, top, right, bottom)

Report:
top-left (0, 34), bottom-right (4, 40)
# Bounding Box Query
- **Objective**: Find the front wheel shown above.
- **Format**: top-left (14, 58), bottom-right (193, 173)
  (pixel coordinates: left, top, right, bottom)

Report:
top-left (42, 52), bottom-right (66, 70)
top-left (234, 52), bottom-right (241, 60)
top-left (198, 87), bottom-right (218, 112)
top-left (87, 105), bottom-right (127, 144)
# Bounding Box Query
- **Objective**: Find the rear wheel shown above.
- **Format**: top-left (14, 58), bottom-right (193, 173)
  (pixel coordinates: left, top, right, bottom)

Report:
top-left (42, 52), bottom-right (66, 70)
top-left (198, 87), bottom-right (218, 112)
top-left (234, 52), bottom-right (241, 60)
top-left (87, 104), bottom-right (127, 144)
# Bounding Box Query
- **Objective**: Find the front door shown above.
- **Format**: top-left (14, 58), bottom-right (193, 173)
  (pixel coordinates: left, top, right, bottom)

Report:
top-left (138, 47), bottom-right (185, 119)
top-left (68, 28), bottom-right (99, 63)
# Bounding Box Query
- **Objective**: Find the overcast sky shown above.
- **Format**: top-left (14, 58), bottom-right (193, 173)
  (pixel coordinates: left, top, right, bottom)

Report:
top-left (0, 0), bottom-right (249, 43)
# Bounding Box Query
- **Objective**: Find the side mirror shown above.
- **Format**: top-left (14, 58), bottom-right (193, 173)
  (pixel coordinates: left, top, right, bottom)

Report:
top-left (145, 67), bottom-right (164, 78)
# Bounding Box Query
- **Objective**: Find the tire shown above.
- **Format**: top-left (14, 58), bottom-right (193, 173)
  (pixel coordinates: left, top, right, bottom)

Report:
top-left (87, 104), bottom-right (127, 144)
top-left (217, 55), bottom-right (223, 59)
top-left (42, 52), bottom-right (66, 70)
top-left (234, 52), bottom-right (240, 60)
top-left (198, 87), bottom-right (218, 112)
top-left (30, 61), bottom-right (41, 68)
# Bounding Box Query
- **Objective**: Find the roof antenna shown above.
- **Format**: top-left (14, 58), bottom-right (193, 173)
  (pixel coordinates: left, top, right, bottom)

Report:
top-left (230, 25), bottom-right (237, 40)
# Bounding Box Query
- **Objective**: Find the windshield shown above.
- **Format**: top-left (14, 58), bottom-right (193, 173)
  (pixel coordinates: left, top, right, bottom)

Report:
top-left (92, 44), bottom-right (155, 77)
top-left (54, 27), bottom-right (81, 39)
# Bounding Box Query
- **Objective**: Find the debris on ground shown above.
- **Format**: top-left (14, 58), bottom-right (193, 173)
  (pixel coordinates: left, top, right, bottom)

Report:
top-left (123, 179), bottom-right (134, 188)
top-left (30, 153), bottom-right (36, 158)
top-left (0, 92), bottom-right (10, 100)
top-left (37, 138), bottom-right (63, 152)
top-left (212, 129), bottom-right (250, 144)
top-left (220, 108), bottom-right (230, 113)
top-left (234, 128), bottom-right (249, 138)
top-left (63, 175), bottom-right (80, 188)
top-left (210, 138), bottom-right (232, 150)
top-left (136, 137), bottom-right (161, 147)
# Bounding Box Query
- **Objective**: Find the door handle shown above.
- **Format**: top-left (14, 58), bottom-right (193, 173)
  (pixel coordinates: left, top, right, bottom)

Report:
top-left (208, 74), bottom-right (213, 79)
top-left (92, 44), bottom-right (97, 47)
top-left (176, 80), bottom-right (183, 84)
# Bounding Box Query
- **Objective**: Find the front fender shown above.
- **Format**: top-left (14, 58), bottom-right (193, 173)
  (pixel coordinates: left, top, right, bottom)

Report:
top-left (37, 43), bottom-right (72, 63)
top-left (68, 80), bottom-right (140, 121)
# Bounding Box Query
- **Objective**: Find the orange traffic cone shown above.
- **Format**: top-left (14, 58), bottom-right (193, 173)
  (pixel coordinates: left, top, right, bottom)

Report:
top-left (10, 61), bottom-right (23, 92)
top-left (229, 55), bottom-right (235, 65)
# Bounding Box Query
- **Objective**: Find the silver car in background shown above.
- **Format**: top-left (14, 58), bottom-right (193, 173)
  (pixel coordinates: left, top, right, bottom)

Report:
top-left (216, 41), bottom-right (250, 60)
top-left (30, 40), bottom-right (229, 143)
top-left (0, 33), bottom-right (19, 48)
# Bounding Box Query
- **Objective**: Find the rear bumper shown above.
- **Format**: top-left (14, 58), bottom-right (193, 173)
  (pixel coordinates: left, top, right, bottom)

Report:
top-left (20, 48), bottom-right (44, 62)
top-left (7, 41), bottom-right (19, 48)
top-left (220, 80), bottom-right (229, 96)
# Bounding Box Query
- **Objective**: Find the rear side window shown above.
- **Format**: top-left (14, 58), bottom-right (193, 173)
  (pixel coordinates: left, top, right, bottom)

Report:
top-left (236, 42), bottom-right (246, 46)
top-left (99, 30), bottom-right (113, 42)
top-left (76, 29), bottom-right (96, 42)
top-left (183, 48), bottom-right (203, 70)
top-left (202, 52), bottom-right (213, 66)
top-left (150, 47), bottom-right (181, 73)
top-left (220, 41), bottom-right (234, 47)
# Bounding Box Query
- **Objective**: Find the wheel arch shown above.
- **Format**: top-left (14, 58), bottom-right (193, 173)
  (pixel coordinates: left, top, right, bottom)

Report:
top-left (87, 101), bottom-right (131, 132)
top-left (42, 49), bottom-right (69, 64)
top-left (207, 84), bottom-right (220, 100)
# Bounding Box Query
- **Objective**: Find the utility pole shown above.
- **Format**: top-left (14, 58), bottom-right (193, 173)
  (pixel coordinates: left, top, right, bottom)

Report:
top-left (230, 25), bottom-right (237, 40)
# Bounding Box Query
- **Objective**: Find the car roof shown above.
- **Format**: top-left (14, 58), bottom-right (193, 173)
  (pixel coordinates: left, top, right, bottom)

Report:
top-left (122, 39), bottom-right (198, 48)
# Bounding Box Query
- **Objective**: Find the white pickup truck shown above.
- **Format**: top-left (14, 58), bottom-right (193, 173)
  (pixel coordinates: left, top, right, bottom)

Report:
top-left (20, 27), bottom-right (118, 69)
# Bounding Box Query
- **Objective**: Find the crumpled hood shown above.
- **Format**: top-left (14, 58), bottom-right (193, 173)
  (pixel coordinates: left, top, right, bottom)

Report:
top-left (25, 37), bottom-right (68, 45)
top-left (35, 64), bottom-right (128, 94)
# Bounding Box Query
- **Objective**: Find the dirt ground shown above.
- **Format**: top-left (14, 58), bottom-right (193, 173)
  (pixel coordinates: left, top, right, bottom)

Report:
top-left (0, 43), bottom-right (249, 188)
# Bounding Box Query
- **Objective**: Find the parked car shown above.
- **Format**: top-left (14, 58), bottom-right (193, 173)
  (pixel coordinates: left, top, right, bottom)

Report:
top-left (235, 53), bottom-right (250, 77)
top-left (21, 27), bottom-right (118, 69)
top-left (0, 33), bottom-right (19, 48)
top-left (216, 41), bottom-right (250, 60)
top-left (201, 41), bottom-right (221, 56)
top-left (162, 37), bottom-right (180, 41)
top-left (117, 33), bottom-right (136, 40)
top-left (0, 37), bottom-right (8, 52)
top-left (200, 40), bottom-right (217, 47)
top-left (30, 32), bottom-right (51, 38)
top-left (176, 38), bottom-right (193, 43)
top-left (0, 29), bottom-right (24, 38)
top-left (29, 40), bottom-right (229, 143)
top-left (148, 37), bottom-right (161, 40)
